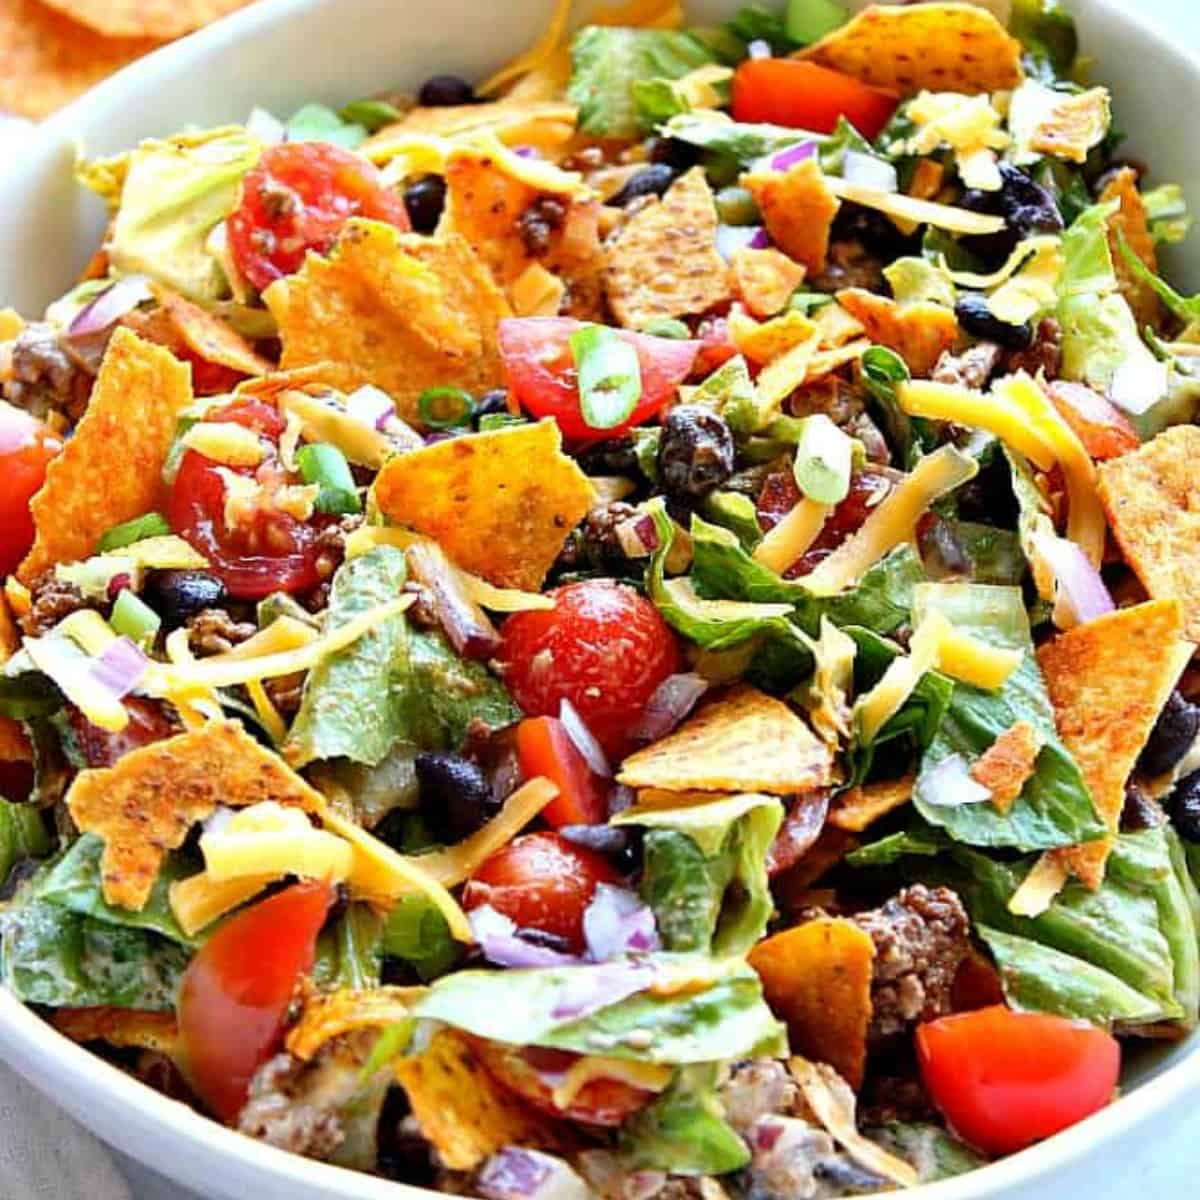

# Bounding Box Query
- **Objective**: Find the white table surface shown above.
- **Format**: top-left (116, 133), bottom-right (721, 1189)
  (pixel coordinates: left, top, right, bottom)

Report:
top-left (3, 0), bottom-right (1200, 1196)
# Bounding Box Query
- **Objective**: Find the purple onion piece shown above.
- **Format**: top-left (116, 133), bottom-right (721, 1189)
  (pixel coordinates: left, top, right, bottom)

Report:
top-left (615, 514), bottom-right (660, 560)
top-left (1033, 532), bottom-right (1115, 628)
top-left (715, 223), bottom-right (765, 262)
top-left (512, 145), bottom-right (541, 160)
top-left (748, 227), bottom-right (771, 250)
top-left (630, 672), bottom-right (708, 742)
top-left (769, 141), bottom-right (817, 172)
top-left (90, 636), bottom-right (149, 699)
top-left (477, 1150), bottom-right (591, 1200)
top-left (407, 540), bottom-right (501, 660)
top-left (469, 906), bottom-right (582, 969)
top-left (922, 753), bottom-right (992, 807)
top-left (67, 275), bottom-right (152, 341)
top-left (582, 883), bottom-right (660, 962)
top-left (841, 149), bottom-right (899, 193)
top-left (559, 698), bottom-right (611, 778)
top-left (345, 384), bottom-right (396, 431)
top-left (747, 38), bottom-right (772, 60)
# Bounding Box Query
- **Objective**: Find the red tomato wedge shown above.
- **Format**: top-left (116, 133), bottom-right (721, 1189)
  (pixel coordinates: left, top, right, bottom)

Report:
top-left (1046, 381), bottom-right (1141, 460)
top-left (177, 881), bottom-right (333, 1123)
top-left (516, 716), bottom-right (608, 827)
top-left (916, 1005), bottom-right (1120, 1156)
top-left (499, 317), bottom-right (699, 441)
top-left (0, 400), bottom-right (61, 577)
top-left (731, 59), bottom-right (898, 139)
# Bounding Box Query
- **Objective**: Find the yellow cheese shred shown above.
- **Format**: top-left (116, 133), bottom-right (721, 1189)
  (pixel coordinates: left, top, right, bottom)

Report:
top-left (201, 828), bottom-right (354, 884)
top-left (551, 1057), bottom-right (674, 1110)
top-left (934, 627), bottom-right (1023, 691)
top-left (181, 421), bottom-right (266, 467)
top-left (855, 611), bottom-right (949, 744)
top-left (169, 871), bottom-right (278, 937)
top-left (824, 177), bottom-right (1006, 236)
top-left (1008, 852), bottom-right (1070, 917)
top-left (753, 497), bottom-right (830, 574)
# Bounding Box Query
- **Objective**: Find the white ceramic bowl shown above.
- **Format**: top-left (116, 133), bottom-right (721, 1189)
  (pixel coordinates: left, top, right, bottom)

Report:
top-left (2, 1), bottom-right (1199, 1196)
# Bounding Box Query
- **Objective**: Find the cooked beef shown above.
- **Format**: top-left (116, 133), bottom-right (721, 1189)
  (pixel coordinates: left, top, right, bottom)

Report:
top-left (807, 240), bottom-right (885, 295)
top-left (237, 1052), bottom-right (345, 1159)
top-left (1000, 316), bottom-right (1062, 380)
top-left (931, 342), bottom-right (1002, 390)
top-left (3, 322), bottom-right (93, 425)
top-left (20, 571), bottom-right (89, 637)
top-left (720, 1060), bottom-right (800, 1135)
top-left (186, 607), bottom-right (257, 656)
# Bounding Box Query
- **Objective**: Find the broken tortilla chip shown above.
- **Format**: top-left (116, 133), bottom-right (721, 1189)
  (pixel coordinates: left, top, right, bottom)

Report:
top-left (393, 1027), bottom-right (573, 1171)
top-left (0, 717), bottom-right (32, 765)
top-left (1037, 599), bottom-right (1189, 888)
top-left (1028, 87), bottom-right (1111, 165)
top-left (828, 773), bottom-right (914, 833)
top-left (969, 720), bottom-right (1043, 815)
top-left (0, 592), bottom-right (20, 663)
top-left (66, 719), bottom-right (323, 910)
top-left (1098, 426), bottom-right (1200, 642)
top-left (53, 1007), bottom-right (179, 1056)
top-left (18, 328), bottom-right (192, 584)
top-left (836, 288), bottom-right (960, 377)
top-left (749, 919), bottom-right (875, 1088)
top-left (286, 987), bottom-right (425, 1062)
top-left (40, 0), bottom-right (253, 38)
top-left (800, 2), bottom-right (1023, 96)
top-left (1099, 167), bottom-right (1161, 332)
top-left (604, 167), bottom-right (732, 330)
top-left (729, 307), bottom-right (817, 365)
top-left (373, 419), bottom-right (595, 591)
top-left (267, 221), bottom-right (510, 427)
top-left (151, 284), bottom-right (273, 380)
top-left (728, 247), bottom-right (807, 319)
top-left (618, 684), bottom-right (833, 795)
top-left (742, 159), bottom-right (840, 275)
top-left (235, 362), bottom-right (372, 404)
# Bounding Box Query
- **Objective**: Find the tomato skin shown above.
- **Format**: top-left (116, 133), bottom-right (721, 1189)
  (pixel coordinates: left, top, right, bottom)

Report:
top-left (0, 401), bottom-right (62, 577)
top-left (1046, 381), bottom-right (1140, 460)
top-left (228, 142), bottom-right (410, 293)
top-left (916, 1005), bottom-right (1120, 1156)
top-left (499, 317), bottom-right (699, 441)
top-left (177, 881), bottom-right (333, 1123)
top-left (731, 59), bottom-right (898, 139)
top-left (463, 831), bottom-right (620, 954)
top-left (67, 698), bottom-right (175, 768)
top-left (693, 316), bottom-right (738, 377)
top-left (499, 580), bottom-right (682, 760)
top-left (517, 716), bottom-right (608, 827)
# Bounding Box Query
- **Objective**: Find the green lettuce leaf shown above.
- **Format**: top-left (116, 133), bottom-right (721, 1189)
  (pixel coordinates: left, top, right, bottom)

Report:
top-left (690, 355), bottom-right (772, 435)
top-left (380, 892), bottom-right (462, 983)
top-left (883, 258), bottom-right (957, 307)
top-left (868, 1123), bottom-right (985, 1182)
top-left (0, 801), bottom-right (50, 886)
top-left (313, 903), bottom-right (384, 991)
top-left (1009, 0), bottom-right (1079, 79)
top-left (285, 103), bottom-right (368, 149)
top-left (1142, 183), bottom-right (1192, 246)
top-left (662, 112), bottom-right (820, 168)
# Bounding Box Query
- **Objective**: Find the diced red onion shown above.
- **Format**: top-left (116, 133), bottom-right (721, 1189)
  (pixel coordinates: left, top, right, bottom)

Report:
top-left (548, 959), bottom-right (656, 1021)
top-left (749, 228), bottom-right (771, 250)
top-left (67, 275), bottom-right (152, 340)
top-left (345, 384), bottom-right (396, 431)
top-left (477, 1149), bottom-right (591, 1200)
top-left (769, 141), bottom-right (817, 172)
top-left (245, 106), bottom-right (287, 144)
top-left (90, 636), bottom-right (149, 700)
top-left (407, 540), bottom-right (501, 660)
top-left (469, 906), bottom-right (582, 969)
top-left (630, 672), bottom-right (708, 742)
top-left (716, 224), bottom-right (766, 262)
top-left (1108, 354), bottom-right (1169, 416)
top-left (841, 150), bottom-right (898, 193)
top-left (754, 1118), bottom-right (785, 1153)
top-left (747, 39), bottom-right (773, 60)
top-left (106, 573), bottom-right (133, 601)
top-left (583, 884), bottom-right (660, 962)
top-left (1032, 532), bottom-right (1115, 629)
top-left (922, 753), bottom-right (992, 807)
top-left (512, 145), bottom-right (541, 160)
top-left (615, 513), bottom-right (660, 559)
top-left (559, 698), bottom-right (611, 778)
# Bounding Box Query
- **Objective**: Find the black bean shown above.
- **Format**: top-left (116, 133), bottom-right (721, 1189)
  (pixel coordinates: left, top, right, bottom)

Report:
top-left (960, 163), bottom-right (1064, 266)
top-left (577, 437), bottom-right (639, 477)
top-left (658, 405), bottom-right (735, 502)
top-left (1121, 780), bottom-right (1167, 832)
top-left (559, 823), bottom-right (640, 874)
top-left (954, 293), bottom-right (1034, 351)
top-left (142, 570), bottom-right (228, 632)
top-left (1140, 691), bottom-right (1200, 777)
top-left (415, 752), bottom-right (496, 842)
top-left (1171, 771), bottom-right (1200, 843)
top-left (471, 389), bottom-right (510, 428)
top-left (403, 174), bottom-right (446, 235)
top-left (646, 136), bottom-right (700, 171)
top-left (608, 163), bottom-right (679, 208)
top-left (417, 74), bottom-right (475, 107)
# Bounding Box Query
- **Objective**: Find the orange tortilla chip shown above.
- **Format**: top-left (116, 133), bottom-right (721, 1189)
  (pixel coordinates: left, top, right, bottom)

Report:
top-left (53, 1007), bottom-right (179, 1056)
top-left (828, 773), bottom-right (914, 833)
top-left (743, 160), bottom-right (840, 274)
top-left (800, 3), bottom-right (1023, 96)
top-left (836, 288), bottom-right (960, 377)
top-left (604, 167), bottom-right (732, 329)
top-left (970, 720), bottom-right (1043, 815)
top-left (748, 918), bottom-right (875, 1088)
top-left (268, 221), bottom-right (510, 427)
top-left (1099, 167), bottom-right (1161, 332)
top-left (0, 717), bottom-right (32, 764)
top-left (1098, 426), bottom-right (1200, 641)
top-left (1037, 599), bottom-right (1188, 888)
top-left (18, 328), bottom-right (192, 584)
top-left (40, 0), bottom-right (253, 37)
top-left (66, 720), bottom-right (323, 910)
top-left (365, 100), bottom-right (578, 158)
top-left (286, 987), bottom-right (425, 1062)
top-left (729, 247), bottom-right (807, 319)
top-left (373, 419), bottom-right (595, 591)
top-left (151, 285), bottom-right (272, 379)
top-left (393, 1028), bottom-right (573, 1171)
top-left (730, 307), bottom-right (818, 365)
top-left (235, 362), bottom-right (371, 403)
top-left (618, 684), bottom-right (833, 795)
top-left (1028, 88), bottom-right (1110, 165)
top-left (0, 592), bottom-right (20, 664)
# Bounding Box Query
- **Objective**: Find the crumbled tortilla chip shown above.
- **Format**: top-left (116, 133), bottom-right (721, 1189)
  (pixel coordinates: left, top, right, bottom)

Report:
top-left (40, 0), bottom-right (252, 37)
top-left (1028, 87), bottom-right (1111, 165)
top-left (730, 307), bottom-right (817, 365)
top-left (749, 920), bottom-right (874, 1088)
top-left (0, 716), bottom-right (31, 764)
top-left (800, 3), bottom-right (1023, 96)
top-left (235, 362), bottom-right (372, 403)
top-left (18, 328), bottom-right (192, 583)
top-left (393, 1028), bottom-right (573, 1171)
top-left (1037, 599), bottom-right (1188, 888)
top-left (373, 419), bottom-right (594, 590)
top-left (828, 773), bottom-right (914, 833)
top-left (728, 247), bottom-right (807, 319)
top-left (806, 339), bottom-right (872, 382)
top-left (150, 284), bottom-right (272, 379)
top-left (742, 160), bottom-right (840, 274)
top-left (1099, 167), bottom-right (1161, 332)
top-left (618, 684), bottom-right (833, 795)
top-left (836, 289), bottom-right (960, 377)
top-left (1098, 426), bottom-right (1200, 641)
top-left (969, 720), bottom-right (1043, 814)
top-left (66, 719), bottom-right (323, 910)
top-left (813, 302), bottom-right (866, 349)
top-left (267, 221), bottom-right (510, 427)
top-left (511, 262), bottom-right (567, 317)
top-left (603, 167), bottom-right (732, 330)
top-left (53, 1007), bottom-right (179, 1056)
top-left (286, 987), bottom-right (425, 1062)
top-left (0, 593), bottom-right (19, 664)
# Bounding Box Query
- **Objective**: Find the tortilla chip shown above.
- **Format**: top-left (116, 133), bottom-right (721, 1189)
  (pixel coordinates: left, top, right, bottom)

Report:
top-left (970, 720), bottom-right (1043, 815)
top-left (66, 719), bottom-right (323, 910)
top-left (800, 3), bottom-right (1023, 96)
top-left (729, 247), bottom-right (807, 319)
top-left (742, 160), bottom-right (840, 274)
top-left (748, 919), bottom-right (875, 1088)
top-left (1037, 599), bottom-right (1188, 888)
top-left (151, 284), bottom-right (272, 379)
top-left (828, 773), bottom-right (914, 833)
top-left (1098, 426), bottom-right (1200, 641)
top-left (393, 1028), bottom-right (572, 1171)
top-left (836, 288), bottom-right (960, 377)
top-left (0, 716), bottom-right (32, 765)
top-left (1028, 87), bottom-right (1110, 165)
top-left (603, 167), bottom-right (732, 330)
top-left (235, 362), bottom-right (372, 403)
top-left (267, 221), bottom-right (510, 427)
top-left (40, 0), bottom-right (252, 37)
top-left (286, 987), bottom-right (425, 1062)
top-left (511, 262), bottom-right (567, 317)
top-left (730, 307), bottom-right (818, 365)
top-left (0, 593), bottom-right (20, 664)
top-left (0, 0), bottom-right (163, 118)
top-left (18, 328), bottom-right (192, 583)
top-left (618, 684), bottom-right (833, 795)
top-left (53, 1007), bottom-right (179, 1056)
top-left (1099, 167), bottom-right (1161, 332)
top-left (365, 101), bottom-right (578, 162)
top-left (373, 419), bottom-right (595, 590)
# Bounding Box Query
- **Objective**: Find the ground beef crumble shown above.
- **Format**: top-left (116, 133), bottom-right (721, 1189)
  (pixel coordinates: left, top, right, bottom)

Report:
top-left (237, 1052), bottom-right (344, 1160)
top-left (185, 607), bottom-right (257, 656)
top-left (932, 342), bottom-right (1002, 390)
top-left (3, 322), bottom-right (93, 426)
top-left (20, 571), bottom-right (90, 637)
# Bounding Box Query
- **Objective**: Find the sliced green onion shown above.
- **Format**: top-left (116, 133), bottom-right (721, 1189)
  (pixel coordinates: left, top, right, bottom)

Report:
top-left (296, 443), bottom-right (362, 516)
top-left (476, 413), bottom-right (528, 433)
top-left (111, 590), bottom-right (161, 643)
top-left (418, 386), bottom-right (475, 430)
top-left (715, 185), bottom-right (760, 226)
top-left (570, 324), bottom-right (643, 430)
top-left (338, 98), bottom-right (404, 133)
top-left (788, 290), bottom-right (835, 316)
top-left (98, 512), bottom-right (171, 552)
top-left (793, 414), bottom-right (854, 505)
top-left (785, 0), bottom-right (848, 45)
top-left (640, 318), bottom-right (692, 341)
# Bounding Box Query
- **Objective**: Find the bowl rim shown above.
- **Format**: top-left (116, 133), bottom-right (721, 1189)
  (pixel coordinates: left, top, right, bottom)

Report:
top-left (6, 0), bottom-right (1200, 1195)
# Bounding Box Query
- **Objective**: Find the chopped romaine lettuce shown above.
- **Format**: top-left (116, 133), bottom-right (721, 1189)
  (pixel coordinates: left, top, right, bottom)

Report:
top-left (1009, 0), bottom-right (1079, 80)
top-left (868, 1123), bottom-right (986, 1182)
top-left (380, 892), bottom-right (462, 983)
top-left (1142, 183), bottom-right (1192, 246)
top-left (285, 102), bottom-right (368, 149)
top-left (0, 799), bottom-right (50, 886)
top-left (883, 258), bottom-right (957, 308)
top-left (690, 355), bottom-right (772, 435)
top-left (313, 903), bottom-right (384, 991)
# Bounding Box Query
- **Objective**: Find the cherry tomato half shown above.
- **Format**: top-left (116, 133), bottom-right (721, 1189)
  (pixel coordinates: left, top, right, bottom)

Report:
top-left (499, 580), bottom-right (681, 760)
top-left (67, 697), bottom-right (175, 768)
top-left (731, 59), bottom-right (898, 139)
top-left (463, 831), bottom-right (621, 954)
top-left (516, 716), bottom-right (607, 827)
top-left (1046, 381), bottom-right (1140, 461)
top-left (0, 400), bottom-right (62, 577)
top-left (499, 317), bottom-right (699, 441)
top-left (228, 142), bottom-right (410, 293)
top-left (177, 880), bottom-right (333, 1123)
top-left (916, 1005), bottom-right (1120, 1156)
